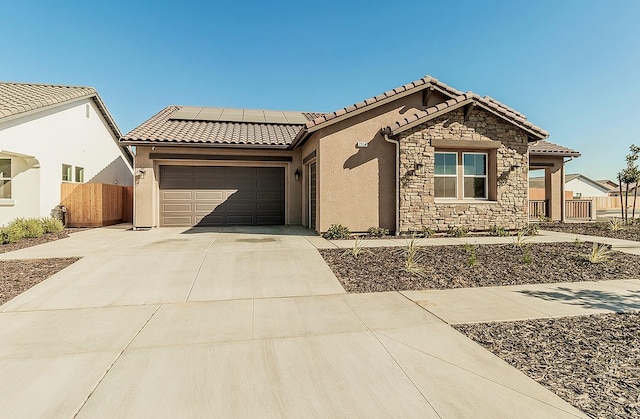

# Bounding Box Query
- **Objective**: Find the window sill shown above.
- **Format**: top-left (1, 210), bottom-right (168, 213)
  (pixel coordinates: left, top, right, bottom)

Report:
top-left (435, 199), bottom-right (496, 204)
top-left (0, 199), bottom-right (15, 206)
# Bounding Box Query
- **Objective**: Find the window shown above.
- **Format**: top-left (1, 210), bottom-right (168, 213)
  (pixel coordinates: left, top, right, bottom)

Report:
top-left (463, 153), bottom-right (487, 199)
top-left (75, 166), bottom-right (84, 183)
top-left (62, 164), bottom-right (72, 182)
top-left (0, 158), bottom-right (11, 199)
top-left (434, 152), bottom-right (457, 198)
top-left (434, 152), bottom-right (488, 200)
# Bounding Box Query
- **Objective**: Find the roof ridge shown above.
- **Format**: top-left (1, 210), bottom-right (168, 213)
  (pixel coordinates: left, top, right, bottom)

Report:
top-left (0, 81), bottom-right (96, 90)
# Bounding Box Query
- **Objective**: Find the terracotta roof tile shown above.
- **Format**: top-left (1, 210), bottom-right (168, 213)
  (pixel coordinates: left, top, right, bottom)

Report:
top-left (528, 140), bottom-right (580, 157)
top-left (121, 106), bottom-right (310, 147)
top-left (381, 91), bottom-right (548, 139)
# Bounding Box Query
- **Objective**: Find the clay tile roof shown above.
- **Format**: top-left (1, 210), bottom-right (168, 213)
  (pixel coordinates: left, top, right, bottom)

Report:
top-left (382, 92), bottom-right (549, 140)
top-left (304, 75), bottom-right (463, 130)
top-left (121, 106), bottom-right (322, 147)
top-left (529, 140), bottom-right (581, 157)
top-left (0, 82), bottom-right (97, 120)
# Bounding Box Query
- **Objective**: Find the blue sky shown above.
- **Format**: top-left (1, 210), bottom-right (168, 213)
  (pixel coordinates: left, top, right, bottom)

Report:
top-left (2, 0), bottom-right (639, 181)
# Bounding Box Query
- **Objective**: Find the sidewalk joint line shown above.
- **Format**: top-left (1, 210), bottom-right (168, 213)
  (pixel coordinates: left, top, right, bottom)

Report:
top-left (184, 237), bottom-right (217, 302)
top-left (72, 303), bottom-right (162, 418)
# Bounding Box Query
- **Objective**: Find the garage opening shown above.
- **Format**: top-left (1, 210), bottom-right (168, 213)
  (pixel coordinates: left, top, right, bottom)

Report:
top-left (159, 166), bottom-right (285, 226)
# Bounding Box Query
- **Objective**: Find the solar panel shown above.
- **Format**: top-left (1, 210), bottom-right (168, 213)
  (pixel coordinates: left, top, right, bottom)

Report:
top-left (169, 107), bottom-right (310, 125)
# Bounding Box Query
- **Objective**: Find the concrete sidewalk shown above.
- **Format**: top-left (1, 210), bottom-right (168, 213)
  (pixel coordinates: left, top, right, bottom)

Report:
top-left (0, 225), bottom-right (596, 418)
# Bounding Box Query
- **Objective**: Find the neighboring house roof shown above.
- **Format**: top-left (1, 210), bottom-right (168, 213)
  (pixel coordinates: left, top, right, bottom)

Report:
top-left (528, 140), bottom-right (581, 157)
top-left (380, 92), bottom-right (549, 140)
top-left (0, 82), bottom-right (133, 164)
top-left (529, 173), bottom-right (610, 194)
top-left (597, 179), bottom-right (619, 191)
top-left (121, 106), bottom-right (323, 148)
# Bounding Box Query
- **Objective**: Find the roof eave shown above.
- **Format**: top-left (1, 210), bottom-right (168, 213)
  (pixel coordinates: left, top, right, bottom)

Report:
top-left (118, 140), bottom-right (292, 150)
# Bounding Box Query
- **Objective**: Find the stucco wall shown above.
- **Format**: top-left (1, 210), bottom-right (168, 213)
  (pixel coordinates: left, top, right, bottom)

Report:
top-left (133, 145), bottom-right (301, 228)
top-left (397, 107), bottom-right (530, 232)
top-left (0, 99), bottom-right (132, 225)
top-left (566, 178), bottom-right (609, 198)
top-left (313, 91), bottom-right (433, 233)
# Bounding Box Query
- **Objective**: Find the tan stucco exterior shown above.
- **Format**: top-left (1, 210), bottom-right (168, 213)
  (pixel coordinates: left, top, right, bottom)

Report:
top-left (529, 155), bottom-right (566, 221)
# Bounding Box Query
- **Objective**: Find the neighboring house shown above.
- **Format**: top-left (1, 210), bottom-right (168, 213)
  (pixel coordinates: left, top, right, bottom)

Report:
top-left (122, 75), bottom-right (578, 233)
top-left (0, 82), bottom-right (134, 225)
top-left (598, 179), bottom-right (622, 196)
top-left (530, 173), bottom-right (610, 199)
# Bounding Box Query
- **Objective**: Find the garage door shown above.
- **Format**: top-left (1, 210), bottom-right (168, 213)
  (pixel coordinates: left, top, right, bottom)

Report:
top-left (159, 166), bottom-right (285, 226)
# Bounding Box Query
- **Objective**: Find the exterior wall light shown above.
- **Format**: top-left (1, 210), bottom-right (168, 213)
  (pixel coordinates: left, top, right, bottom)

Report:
top-left (294, 169), bottom-right (301, 181)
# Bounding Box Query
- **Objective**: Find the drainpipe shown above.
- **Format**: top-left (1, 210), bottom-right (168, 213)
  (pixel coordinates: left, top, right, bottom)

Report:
top-left (382, 130), bottom-right (400, 236)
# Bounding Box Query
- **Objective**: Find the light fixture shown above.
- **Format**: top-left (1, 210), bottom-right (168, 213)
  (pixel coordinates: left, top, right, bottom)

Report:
top-left (294, 169), bottom-right (301, 181)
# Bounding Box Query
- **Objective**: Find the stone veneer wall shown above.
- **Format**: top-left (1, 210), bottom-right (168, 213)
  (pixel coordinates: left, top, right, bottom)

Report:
top-left (398, 107), bottom-right (529, 232)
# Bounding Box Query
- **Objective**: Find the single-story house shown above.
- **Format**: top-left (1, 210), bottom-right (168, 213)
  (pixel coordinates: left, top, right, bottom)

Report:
top-left (0, 82), bottom-right (134, 226)
top-left (530, 173), bottom-right (610, 199)
top-left (122, 75), bottom-right (578, 233)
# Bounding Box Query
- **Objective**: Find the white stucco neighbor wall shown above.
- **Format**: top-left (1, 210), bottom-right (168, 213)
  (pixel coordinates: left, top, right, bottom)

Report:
top-left (566, 178), bottom-right (609, 198)
top-left (0, 98), bottom-right (133, 225)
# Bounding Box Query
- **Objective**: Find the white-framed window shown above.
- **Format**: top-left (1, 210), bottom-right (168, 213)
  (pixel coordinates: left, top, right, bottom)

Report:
top-left (463, 153), bottom-right (488, 199)
top-left (0, 158), bottom-right (11, 199)
top-left (62, 164), bottom-right (72, 182)
top-left (434, 151), bottom-right (489, 200)
top-left (434, 152), bottom-right (458, 198)
top-left (75, 166), bottom-right (84, 183)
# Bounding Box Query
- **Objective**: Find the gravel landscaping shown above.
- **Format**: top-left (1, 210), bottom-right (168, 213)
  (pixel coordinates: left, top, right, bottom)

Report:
top-left (455, 313), bottom-right (640, 419)
top-left (319, 242), bottom-right (640, 293)
top-left (541, 222), bottom-right (640, 242)
top-left (0, 228), bottom-right (87, 305)
top-left (0, 258), bottom-right (79, 305)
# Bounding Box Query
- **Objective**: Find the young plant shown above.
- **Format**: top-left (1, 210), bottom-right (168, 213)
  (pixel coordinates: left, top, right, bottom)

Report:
top-left (462, 243), bottom-right (477, 267)
top-left (366, 227), bottom-right (389, 238)
top-left (582, 243), bottom-right (612, 264)
top-left (404, 235), bottom-right (425, 276)
top-left (322, 224), bottom-right (351, 240)
top-left (421, 226), bottom-right (435, 238)
top-left (608, 218), bottom-right (624, 231)
top-left (522, 246), bottom-right (533, 264)
top-left (574, 236), bottom-right (583, 247)
top-left (447, 225), bottom-right (468, 238)
top-left (488, 225), bottom-right (508, 237)
top-left (512, 229), bottom-right (531, 248)
top-left (345, 236), bottom-right (368, 258)
top-left (523, 223), bottom-right (539, 236)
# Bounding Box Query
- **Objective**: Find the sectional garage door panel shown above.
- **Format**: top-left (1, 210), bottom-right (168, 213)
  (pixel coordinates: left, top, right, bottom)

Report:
top-left (159, 166), bottom-right (285, 226)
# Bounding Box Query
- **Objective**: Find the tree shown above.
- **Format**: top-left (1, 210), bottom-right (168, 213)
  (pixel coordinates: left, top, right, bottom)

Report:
top-left (618, 144), bottom-right (640, 222)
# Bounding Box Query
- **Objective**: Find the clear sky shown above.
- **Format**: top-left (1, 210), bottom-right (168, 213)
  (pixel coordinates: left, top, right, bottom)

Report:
top-left (2, 0), bottom-right (639, 181)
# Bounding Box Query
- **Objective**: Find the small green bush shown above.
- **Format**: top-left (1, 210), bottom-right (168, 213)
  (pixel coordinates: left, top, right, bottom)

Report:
top-left (9, 218), bottom-right (45, 239)
top-left (40, 217), bottom-right (64, 233)
top-left (421, 226), bottom-right (435, 238)
top-left (0, 225), bottom-right (24, 244)
top-left (366, 227), bottom-right (389, 238)
top-left (322, 224), bottom-right (351, 240)
top-left (488, 225), bottom-right (509, 237)
top-left (447, 225), bottom-right (468, 237)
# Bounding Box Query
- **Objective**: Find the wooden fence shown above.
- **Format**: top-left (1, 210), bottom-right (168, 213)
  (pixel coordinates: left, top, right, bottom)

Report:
top-left (593, 196), bottom-right (640, 210)
top-left (60, 183), bottom-right (133, 227)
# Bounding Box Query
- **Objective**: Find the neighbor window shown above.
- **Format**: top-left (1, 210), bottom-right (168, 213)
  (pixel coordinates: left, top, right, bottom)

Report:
top-left (0, 158), bottom-right (11, 199)
top-left (62, 164), bottom-right (72, 181)
top-left (75, 166), bottom-right (84, 183)
top-left (434, 151), bottom-right (488, 200)
top-left (434, 152), bottom-right (457, 198)
top-left (463, 153), bottom-right (487, 199)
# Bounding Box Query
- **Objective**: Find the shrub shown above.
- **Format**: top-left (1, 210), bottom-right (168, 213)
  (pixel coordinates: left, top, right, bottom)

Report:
top-left (0, 225), bottom-right (24, 244)
top-left (608, 218), bottom-right (624, 231)
top-left (322, 224), bottom-right (351, 240)
top-left (582, 243), bottom-right (612, 264)
top-left (404, 235), bottom-right (425, 276)
top-left (9, 218), bottom-right (44, 239)
top-left (366, 227), bottom-right (389, 238)
top-left (421, 226), bottom-right (435, 238)
top-left (522, 246), bottom-right (533, 264)
top-left (447, 225), bottom-right (468, 237)
top-left (462, 243), bottom-right (477, 267)
top-left (522, 224), bottom-right (539, 236)
top-left (345, 236), bottom-right (368, 258)
top-left (488, 225), bottom-right (509, 237)
top-left (40, 217), bottom-right (64, 234)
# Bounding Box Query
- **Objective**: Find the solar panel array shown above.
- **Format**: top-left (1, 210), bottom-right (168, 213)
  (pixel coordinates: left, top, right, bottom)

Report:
top-left (169, 106), bottom-right (309, 124)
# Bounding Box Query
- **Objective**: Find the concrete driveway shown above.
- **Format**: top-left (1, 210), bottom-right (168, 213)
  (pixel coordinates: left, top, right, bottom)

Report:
top-left (0, 225), bottom-right (586, 418)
